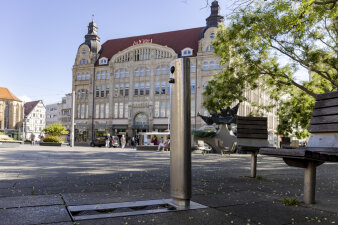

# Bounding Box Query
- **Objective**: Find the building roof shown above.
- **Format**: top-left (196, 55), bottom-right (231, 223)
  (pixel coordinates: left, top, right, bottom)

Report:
top-left (24, 100), bottom-right (40, 116)
top-left (0, 87), bottom-right (22, 102)
top-left (99, 27), bottom-right (204, 61)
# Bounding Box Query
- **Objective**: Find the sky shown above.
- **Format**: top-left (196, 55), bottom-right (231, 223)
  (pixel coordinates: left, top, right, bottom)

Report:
top-left (0, 0), bottom-right (308, 105)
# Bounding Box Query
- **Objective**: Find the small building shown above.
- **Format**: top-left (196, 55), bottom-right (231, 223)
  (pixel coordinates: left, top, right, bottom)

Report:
top-left (24, 100), bottom-right (46, 141)
top-left (45, 103), bottom-right (62, 126)
top-left (0, 87), bottom-right (24, 138)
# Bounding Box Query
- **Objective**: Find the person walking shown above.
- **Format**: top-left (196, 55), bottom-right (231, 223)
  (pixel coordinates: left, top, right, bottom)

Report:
top-left (30, 133), bottom-right (35, 145)
top-left (131, 136), bottom-right (135, 149)
top-left (121, 135), bottom-right (126, 149)
top-left (105, 133), bottom-right (110, 148)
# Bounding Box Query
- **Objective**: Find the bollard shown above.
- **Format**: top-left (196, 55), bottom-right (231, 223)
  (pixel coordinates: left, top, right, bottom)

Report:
top-left (169, 58), bottom-right (191, 208)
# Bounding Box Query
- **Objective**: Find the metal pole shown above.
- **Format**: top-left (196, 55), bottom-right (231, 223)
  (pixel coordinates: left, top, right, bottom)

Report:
top-left (169, 58), bottom-right (191, 208)
top-left (71, 91), bottom-right (75, 147)
top-left (304, 161), bottom-right (317, 204)
top-left (250, 152), bottom-right (257, 178)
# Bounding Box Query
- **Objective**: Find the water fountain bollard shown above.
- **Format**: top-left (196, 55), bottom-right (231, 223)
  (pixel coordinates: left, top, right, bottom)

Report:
top-left (169, 58), bottom-right (191, 208)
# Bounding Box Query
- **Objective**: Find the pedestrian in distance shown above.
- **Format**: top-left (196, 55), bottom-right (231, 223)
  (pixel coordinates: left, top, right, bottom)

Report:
top-left (30, 133), bottom-right (35, 145)
top-left (105, 133), bottom-right (110, 148)
top-left (121, 135), bottom-right (126, 149)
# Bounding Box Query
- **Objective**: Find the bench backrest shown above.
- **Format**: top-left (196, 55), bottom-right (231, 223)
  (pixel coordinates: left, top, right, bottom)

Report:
top-left (236, 116), bottom-right (268, 139)
top-left (309, 91), bottom-right (338, 133)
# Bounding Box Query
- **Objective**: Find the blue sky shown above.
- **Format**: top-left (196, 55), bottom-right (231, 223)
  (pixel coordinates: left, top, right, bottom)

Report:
top-left (0, 0), bottom-right (307, 105)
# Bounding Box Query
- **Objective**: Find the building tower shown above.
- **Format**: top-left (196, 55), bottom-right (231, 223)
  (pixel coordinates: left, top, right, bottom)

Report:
top-left (206, 0), bottom-right (224, 28)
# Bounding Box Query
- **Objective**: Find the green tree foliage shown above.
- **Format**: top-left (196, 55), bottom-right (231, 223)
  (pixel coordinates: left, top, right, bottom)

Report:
top-left (43, 123), bottom-right (68, 137)
top-left (204, 0), bottom-right (337, 138)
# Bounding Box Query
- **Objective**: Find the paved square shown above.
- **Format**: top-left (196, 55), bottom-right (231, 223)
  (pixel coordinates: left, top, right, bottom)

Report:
top-left (0, 145), bottom-right (337, 224)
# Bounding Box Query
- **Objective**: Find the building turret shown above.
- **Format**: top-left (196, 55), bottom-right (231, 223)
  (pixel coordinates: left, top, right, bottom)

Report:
top-left (206, 0), bottom-right (224, 28)
top-left (83, 18), bottom-right (101, 56)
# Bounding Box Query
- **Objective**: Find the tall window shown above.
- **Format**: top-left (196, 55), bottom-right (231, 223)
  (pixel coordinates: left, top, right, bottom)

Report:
top-left (86, 72), bottom-right (90, 80)
top-left (155, 66), bottom-right (161, 75)
top-left (106, 85), bottom-right (110, 96)
top-left (95, 104), bottom-right (99, 118)
top-left (124, 104), bottom-right (128, 118)
top-left (114, 103), bottom-right (118, 118)
top-left (114, 70), bottom-right (119, 78)
top-left (77, 73), bottom-right (81, 80)
top-left (161, 81), bottom-right (166, 94)
top-left (96, 73), bottom-right (101, 80)
top-left (119, 103), bottom-right (124, 118)
top-left (96, 86), bottom-right (100, 97)
top-left (134, 83), bottom-right (139, 96)
top-left (146, 68), bottom-right (150, 76)
top-left (120, 84), bottom-right (124, 96)
top-left (191, 64), bottom-right (196, 73)
top-left (166, 102), bottom-right (170, 118)
top-left (154, 101), bottom-right (160, 117)
top-left (145, 82), bottom-right (150, 95)
top-left (191, 80), bottom-right (196, 94)
top-left (125, 84), bottom-right (129, 96)
top-left (160, 102), bottom-right (166, 117)
top-left (161, 66), bottom-right (168, 75)
top-left (140, 83), bottom-right (145, 95)
top-left (140, 67), bottom-right (145, 76)
top-left (209, 61), bottom-right (215, 70)
top-left (125, 70), bottom-right (130, 78)
top-left (114, 85), bottom-right (119, 97)
top-left (120, 69), bottom-right (125, 78)
top-left (134, 68), bottom-right (139, 77)
top-left (100, 104), bottom-right (105, 118)
top-left (101, 71), bottom-right (106, 80)
top-left (81, 73), bottom-right (86, 80)
top-left (191, 100), bottom-right (195, 117)
top-left (106, 71), bottom-right (110, 79)
top-left (206, 45), bottom-right (214, 52)
top-left (155, 82), bottom-right (160, 94)
top-left (105, 103), bottom-right (109, 118)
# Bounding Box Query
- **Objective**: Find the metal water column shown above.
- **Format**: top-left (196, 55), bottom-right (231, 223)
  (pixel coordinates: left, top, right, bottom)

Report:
top-left (169, 58), bottom-right (191, 208)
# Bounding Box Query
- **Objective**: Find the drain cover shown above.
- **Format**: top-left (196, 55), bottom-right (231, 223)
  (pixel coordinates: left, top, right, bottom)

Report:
top-left (68, 199), bottom-right (207, 221)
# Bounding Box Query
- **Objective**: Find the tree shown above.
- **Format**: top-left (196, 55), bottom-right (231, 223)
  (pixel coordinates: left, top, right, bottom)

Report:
top-left (204, 0), bottom-right (337, 138)
top-left (43, 123), bottom-right (68, 137)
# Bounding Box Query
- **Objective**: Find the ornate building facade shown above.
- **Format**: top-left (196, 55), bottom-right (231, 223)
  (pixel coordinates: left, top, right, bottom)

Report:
top-left (72, 1), bottom-right (278, 145)
top-left (23, 100), bottom-right (46, 141)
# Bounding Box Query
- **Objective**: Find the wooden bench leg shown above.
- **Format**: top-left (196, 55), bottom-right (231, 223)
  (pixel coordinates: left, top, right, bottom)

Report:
top-left (304, 161), bottom-right (317, 204)
top-left (250, 152), bottom-right (258, 178)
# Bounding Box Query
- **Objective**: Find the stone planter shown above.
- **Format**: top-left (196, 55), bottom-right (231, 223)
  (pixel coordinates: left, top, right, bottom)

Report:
top-left (40, 142), bottom-right (62, 146)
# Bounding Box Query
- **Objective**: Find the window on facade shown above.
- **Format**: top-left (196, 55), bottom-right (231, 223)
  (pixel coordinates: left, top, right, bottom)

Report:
top-left (155, 82), bottom-right (160, 95)
top-left (134, 83), bottom-right (139, 96)
top-left (191, 100), bottom-right (195, 117)
top-left (191, 64), bottom-right (196, 73)
top-left (96, 86), bottom-right (100, 97)
top-left (139, 83), bottom-right (145, 96)
top-left (119, 103), bottom-right (124, 118)
top-left (206, 45), bottom-right (215, 52)
top-left (124, 104), bottom-right (128, 118)
top-left (106, 85), bottom-right (110, 96)
top-left (202, 61), bottom-right (209, 70)
top-left (140, 67), bottom-right (145, 76)
top-left (191, 80), bottom-right (196, 93)
top-left (155, 66), bottom-right (161, 75)
top-left (106, 71), bottom-right (110, 79)
top-left (82, 49), bottom-right (86, 54)
top-left (100, 104), bottom-right (105, 119)
top-left (77, 73), bottom-right (81, 80)
top-left (125, 70), bottom-right (130, 78)
top-left (114, 70), bottom-right (119, 78)
top-left (209, 61), bottom-right (215, 70)
top-left (161, 66), bottom-right (168, 75)
top-left (96, 73), bottom-right (100, 80)
top-left (134, 68), bottom-right (139, 77)
top-left (160, 102), bottom-right (166, 117)
top-left (81, 59), bottom-right (88, 64)
top-left (120, 84), bottom-right (124, 96)
top-left (210, 33), bottom-right (215, 38)
top-left (154, 101), bottom-right (160, 118)
top-left (182, 48), bottom-right (193, 57)
top-left (167, 83), bottom-right (171, 95)
top-left (120, 69), bottom-right (125, 78)
top-left (146, 68), bottom-right (150, 76)
top-left (125, 84), bottom-right (129, 96)
top-left (216, 61), bottom-right (221, 70)
top-left (81, 104), bottom-right (85, 119)
top-left (101, 85), bottom-right (105, 97)
top-left (95, 104), bottom-right (99, 118)
top-left (166, 101), bottom-right (170, 118)
top-left (114, 103), bottom-right (118, 118)
top-left (105, 103), bottom-right (109, 118)
top-left (99, 58), bottom-right (108, 65)
top-left (114, 85), bottom-right (119, 97)
top-left (161, 81), bottom-right (166, 94)
top-left (101, 71), bottom-right (105, 80)
top-left (145, 82), bottom-right (150, 95)
top-left (86, 72), bottom-right (90, 80)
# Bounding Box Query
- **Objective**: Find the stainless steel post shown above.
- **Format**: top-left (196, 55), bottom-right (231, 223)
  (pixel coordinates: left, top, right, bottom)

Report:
top-left (169, 58), bottom-right (191, 208)
top-left (71, 91), bottom-right (75, 147)
top-left (304, 161), bottom-right (316, 204)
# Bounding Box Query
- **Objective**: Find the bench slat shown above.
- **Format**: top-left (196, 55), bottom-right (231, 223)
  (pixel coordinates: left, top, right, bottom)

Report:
top-left (237, 129), bottom-right (267, 134)
top-left (308, 123), bottom-right (338, 133)
top-left (260, 148), bottom-right (306, 157)
top-left (316, 91), bottom-right (338, 101)
top-left (312, 106), bottom-right (338, 117)
top-left (237, 120), bottom-right (267, 126)
top-left (314, 98), bottom-right (338, 109)
top-left (310, 115), bottom-right (338, 124)
top-left (237, 133), bottom-right (268, 139)
top-left (236, 124), bottom-right (268, 130)
top-left (237, 117), bottom-right (267, 121)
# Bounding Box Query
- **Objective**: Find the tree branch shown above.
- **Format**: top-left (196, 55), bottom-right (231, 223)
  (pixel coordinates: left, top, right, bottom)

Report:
top-left (314, 0), bottom-right (337, 5)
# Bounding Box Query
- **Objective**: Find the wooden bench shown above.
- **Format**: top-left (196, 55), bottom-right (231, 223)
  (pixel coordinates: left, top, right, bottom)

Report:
top-left (236, 116), bottom-right (272, 178)
top-left (260, 90), bottom-right (338, 204)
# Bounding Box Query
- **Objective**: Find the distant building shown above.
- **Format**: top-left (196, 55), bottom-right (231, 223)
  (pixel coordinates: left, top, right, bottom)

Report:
top-left (45, 103), bottom-right (62, 126)
top-left (0, 87), bottom-right (24, 133)
top-left (72, 0), bottom-right (278, 145)
top-left (60, 93), bottom-right (72, 130)
top-left (24, 100), bottom-right (46, 141)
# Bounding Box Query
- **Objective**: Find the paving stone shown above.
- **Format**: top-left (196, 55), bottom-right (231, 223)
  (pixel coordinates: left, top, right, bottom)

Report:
top-left (0, 205), bottom-right (71, 225)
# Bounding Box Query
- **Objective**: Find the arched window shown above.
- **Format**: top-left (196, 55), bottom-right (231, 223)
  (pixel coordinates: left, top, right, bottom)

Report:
top-left (181, 48), bottom-right (193, 57)
top-left (161, 65), bottom-right (168, 75)
top-left (210, 33), bottom-right (215, 39)
top-left (134, 113), bottom-right (149, 128)
top-left (209, 61), bottom-right (215, 70)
